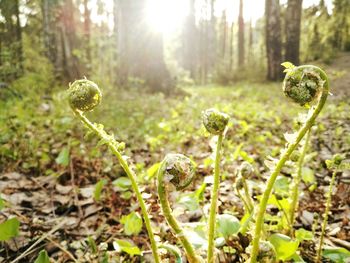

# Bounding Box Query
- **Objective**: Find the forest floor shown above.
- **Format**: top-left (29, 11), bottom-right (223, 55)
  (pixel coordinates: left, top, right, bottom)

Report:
top-left (0, 55), bottom-right (349, 263)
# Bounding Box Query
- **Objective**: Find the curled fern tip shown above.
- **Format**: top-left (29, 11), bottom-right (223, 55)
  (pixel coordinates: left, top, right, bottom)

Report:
top-left (202, 108), bottom-right (229, 135)
top-left (68, 79), bottom-right (102, 112)
top-left (160, 154), bottom-right (196, 191)
top-left (283, 65), bottom-right (326, 106)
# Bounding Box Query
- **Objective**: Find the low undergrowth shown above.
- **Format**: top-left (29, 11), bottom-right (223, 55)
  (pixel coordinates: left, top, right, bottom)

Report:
top-left (0, 77), bottom-right (349, 262)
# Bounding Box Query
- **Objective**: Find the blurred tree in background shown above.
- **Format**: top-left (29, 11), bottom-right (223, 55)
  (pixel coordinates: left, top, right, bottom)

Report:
top-left (0, 0), bottom-right (349, 92)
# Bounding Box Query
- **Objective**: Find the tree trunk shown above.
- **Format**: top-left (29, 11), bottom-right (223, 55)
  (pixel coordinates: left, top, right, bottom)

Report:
top-left (118, 0), bottom-right (173, 92)
top-left (238, 0), bottom-right (245, 67)
top-left (208, 0), bottom-right (216, 71)
top-left (83, 0), bottom-right (91, 70)
top-left (182, 0), bottom-right (198, 81)
top-left (0, 0), bottom-right (23, 81)
top-left (285, 0), bottom-right (303, 65)
top-left (265, 0), bottom-right (282, 80)
top-left (59, 0), bottom-right (81, 80)
top-left (248, 19), bottom-right (253, 65)
top-left (229, 21), bottom-right (234, 70)
top-left (220, 10), bottom-right (227, 59)
top-left (42, 0), bottom-right (52, 62)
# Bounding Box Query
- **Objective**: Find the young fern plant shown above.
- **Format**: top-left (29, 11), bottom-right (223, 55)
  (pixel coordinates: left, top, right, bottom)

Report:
top-left (237, 162), bottom-right (255, 214)
top-left (157, 154), bottom-right (203, 263)
top-left (67, 79), bottom-right (161, 263)
top-left (288, 129), bottom-right (311, 236)
top-left (202, 108), bottom-right (229, 263)
top-left (316, 154), bottom-right (345, 262)
top-left (235, 162), bottom-right (255, 236)
top-left (249, 64), bottom-right (330, 263)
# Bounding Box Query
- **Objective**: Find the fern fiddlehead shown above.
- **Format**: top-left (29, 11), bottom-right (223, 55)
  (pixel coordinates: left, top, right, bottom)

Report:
top-left (68, 79), bottom-right (161, 263)
top-left (249, 65), bottom-right (329, 263)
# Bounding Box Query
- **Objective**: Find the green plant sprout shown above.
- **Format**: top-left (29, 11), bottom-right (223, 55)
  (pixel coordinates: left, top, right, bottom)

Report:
top-left (238, 162), bottom-right (255, 213)
top-left (316, 154), bottom-right (345, 262)
top-left (67, 79), bottom-right (161, 263)
top-left (235, 176), bottom-right (252, 214)
top-left (288, 129), bottom-right (311, 236)
top-left (157, 153), bottom-right (203, 263)
top-left (202, 108), bottom-right (229, 263)
top-left (249, 64), bottom-right (330, 263)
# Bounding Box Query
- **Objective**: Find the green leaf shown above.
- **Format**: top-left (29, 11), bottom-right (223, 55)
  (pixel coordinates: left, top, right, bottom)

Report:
top-left (323, 247), bottom-right (350, 263)
top-left (232, 143), bottom-right (244, 160)
top-left (121, 191), bottom-right (132, 200)
top-left (291, 252), bottom-right (305, 262)
top-left (55, 147), bottom-right (70, 167)
top-left (194, 183), bottom-right (206, 202)
top-left (295, 228), bottom-right (313, 241)
top-left (267, 194), bottom-right (291, 212)
top-left (101, 253), bottom-right (109, 263)
top-left (216, 214), bottom-right (240, 239)
top-left (273, 176), bottom-right (290, 196)
top-left (269, 233), bottom-right (299, 261)
top-left (88, 236), bottom-right (98, 254)
top-left (113, 239), bottom-right (141, 256)
top-left (281, 62), bottom-right (295, 72)
top-left (113, 177), bottom-right (132, 191)
top-left (34, 250), bottom-right (50, 263)
top-left (120, 212), bottom-right (142, 235)
top-left (94, 179), bottom-right (107, 201)
top-left (0, 194), bottom-right (4, 211)
top-left (183, 227), bottom-right (207, 249)
top-left (146, 162), bottom-right (161, 180)
top-left (177, 194), bottom-right (199, 211)
top-left (301, 167), bottom-right (316, 184)
top-left (0, 217), bottom-right (20, 241)
top-left (97, 138), bottom-right (109, 147)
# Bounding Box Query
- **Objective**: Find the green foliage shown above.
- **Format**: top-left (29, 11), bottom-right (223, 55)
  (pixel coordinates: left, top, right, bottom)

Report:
top-left (113, 177), bottom-right (132, 191)
top-left (295, 228), bottom-right (313, 241)
top-left (0, 194), bottom-right (4, 211)
top-left (269, 233), bottom-right (299, 261)
top-left (120, 212), bottom-right (143, 236)
top-left (322, 247), bottom-right (350, 263)
top-left (87, 236), bottom-right (98, 254)
top-left (34, 250), bottom-right (50, 263)
top-left (146, 162), bottom-right (161, 180)
top-left (0, 217), bottom-right (20, 241)
top-left (216, 214), bottom-right (240, 239)
top-left (176, 182), bottom-right (206, 211)
top-left (94, 179), bottom-right (107, 201)
top-left (301, 167), bottom-right (316, 184)
top-left (55, 147), bottom-right (70, 167)
top-left (0, 64), bottom-right (346, 262)
top-left (113, 239), bottom-right (141, 256)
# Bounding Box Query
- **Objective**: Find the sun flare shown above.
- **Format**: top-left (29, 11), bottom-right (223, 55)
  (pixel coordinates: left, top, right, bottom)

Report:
top-left (145, 0), bottom-right (189, 34)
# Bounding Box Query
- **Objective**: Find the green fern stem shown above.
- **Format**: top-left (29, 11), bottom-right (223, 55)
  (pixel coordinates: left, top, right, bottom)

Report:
top-left (73, 110), bottom-right (161, 263)
top-left (242, 177), bottom-right (254, 213)
top-left (207, 134), bottom-right (223, 263)
top-left (316, 169), bottom-right (337, 262)
top-left (249, 65), bottom-right (329, 263)
top-left (157, 161), bottom-right (202, 263)
top-left (288, 129), bottom-right (311, 236)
